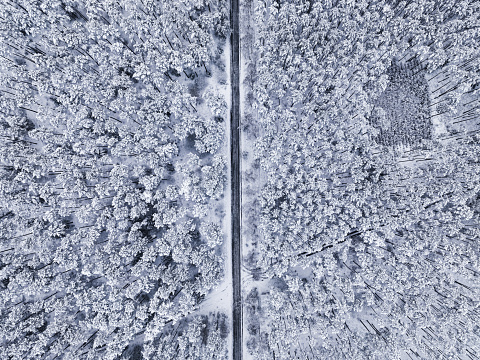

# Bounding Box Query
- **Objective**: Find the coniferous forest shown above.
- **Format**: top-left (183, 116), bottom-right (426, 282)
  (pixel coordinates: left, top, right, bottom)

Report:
top-left (1, 0), bottom-right (480, 359)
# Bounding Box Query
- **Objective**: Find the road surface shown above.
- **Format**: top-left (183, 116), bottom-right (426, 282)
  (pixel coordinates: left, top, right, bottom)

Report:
top-left (230, 0), bottom-right (242, 358)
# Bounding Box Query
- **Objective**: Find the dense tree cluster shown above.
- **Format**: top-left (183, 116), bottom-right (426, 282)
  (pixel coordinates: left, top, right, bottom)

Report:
top-left (142, 312), bottom-right (228, 359)
top-left (371, 60), bottom-right (432, 146)
top-left (243, 0), bottom-right (480, 359)
top-left (0, 0), bottom-right (229, 359)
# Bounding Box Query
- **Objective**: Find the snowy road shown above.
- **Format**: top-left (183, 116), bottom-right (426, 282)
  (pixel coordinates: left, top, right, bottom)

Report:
top-left (230, 0), bottom-right (242, 358)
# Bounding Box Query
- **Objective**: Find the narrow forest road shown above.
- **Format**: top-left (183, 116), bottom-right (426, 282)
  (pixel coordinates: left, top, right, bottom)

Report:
top-left (230, 0), bottom-right (242, 358)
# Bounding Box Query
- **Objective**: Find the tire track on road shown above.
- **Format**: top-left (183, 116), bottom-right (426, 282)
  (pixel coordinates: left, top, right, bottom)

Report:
top-left (230, 0), bottom-right (242, 358)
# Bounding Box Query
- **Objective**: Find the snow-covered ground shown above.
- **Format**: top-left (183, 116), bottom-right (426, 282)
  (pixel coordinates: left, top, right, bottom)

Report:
top-left (196, 33), bottom-right (234, 359)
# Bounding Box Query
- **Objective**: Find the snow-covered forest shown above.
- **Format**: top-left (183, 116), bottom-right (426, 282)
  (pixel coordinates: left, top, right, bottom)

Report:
top-left (241, 0), bottom-right (480, 359)
top-left (1, 0), bottom-right (480, 359)
top-left (0, 0), bottom-right (230, 359)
